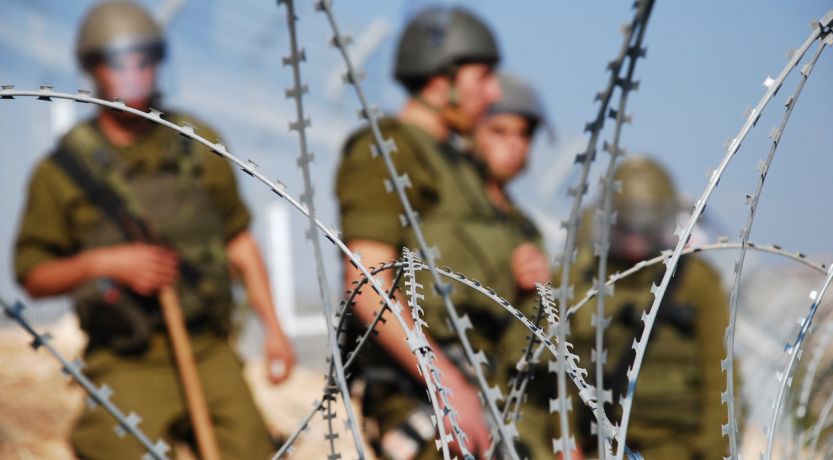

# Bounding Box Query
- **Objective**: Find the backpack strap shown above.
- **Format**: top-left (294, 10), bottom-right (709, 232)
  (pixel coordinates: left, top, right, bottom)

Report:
top-left (51, 145), bottom-right (202, 285)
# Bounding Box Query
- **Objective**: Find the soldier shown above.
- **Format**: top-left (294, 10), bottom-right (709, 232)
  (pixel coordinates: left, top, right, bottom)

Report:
top-left (570, 157), bottom-right (729, 459)
top-left (13, 2), bottom-right (294, 459)
top-left (474, 73), bottom-right (591, 460)
top-left (336, 7), bottom-right (553, 459)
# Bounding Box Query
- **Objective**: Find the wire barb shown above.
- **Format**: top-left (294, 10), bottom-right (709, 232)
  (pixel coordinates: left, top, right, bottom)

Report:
top-left (0, 298), bottom-right (170, 460)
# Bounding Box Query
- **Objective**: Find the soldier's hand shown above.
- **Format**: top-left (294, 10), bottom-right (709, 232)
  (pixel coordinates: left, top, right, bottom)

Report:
top-left (264, 328), bottom-right (296, 384)
top-left (92, 243), bottom-right (179, 296)
top-left (444, 376), bottom-right (491, 458)
top-left (511, 243), bottom-right (550, 291)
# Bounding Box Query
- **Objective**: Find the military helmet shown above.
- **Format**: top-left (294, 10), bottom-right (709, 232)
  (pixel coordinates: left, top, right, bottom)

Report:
top-left (488, 72), bottom-right (553, 139)
top-left (394, 7), bottom-right (500, 87)
top-left (76, 1), bottom-right (165, 69)
top-left (612, 156), bottom-right (679, 233)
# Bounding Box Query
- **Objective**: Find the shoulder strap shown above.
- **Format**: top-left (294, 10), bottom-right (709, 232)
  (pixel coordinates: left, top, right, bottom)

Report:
top-left (50, 146), bottom-right (151, 242)
top-left (52, 145), bottom-right (203, 285)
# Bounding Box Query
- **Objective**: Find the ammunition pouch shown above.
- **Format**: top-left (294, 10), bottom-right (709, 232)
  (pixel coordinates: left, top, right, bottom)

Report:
top-left (74, 278), bottom-right (157, 355)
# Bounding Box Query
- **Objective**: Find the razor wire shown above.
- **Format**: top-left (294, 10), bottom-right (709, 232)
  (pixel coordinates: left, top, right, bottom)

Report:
top-left (340, 239), bottom-right (831, 460)
top-left (276, 0), bottom-right (364, 457)
top-left (272, 266), bottom-right (405, 459)
top-left (722, 30), bottom-right (831, 459)
top-left (612, 11), bottom-right (833, 460)
top-left (0, 298), bottom-right (171, 460)
top-left (4, 84), bottom-right (832, 458)
top-left (401, 247), bottom-right (467, 460)
top-left (271, 398), bottom-right (323, 459)
top-left (762, 33), bottom-right (833, 455)
top-left (586, 1), bottom-right (654, 456)
top-left (566, 241), bottom-right (829, 319)
top-left (0, 85), bottom-right (461, 460)
top-left (793, 319), bottom-right (833, 454)
top-left (316, 0), bottom-right (467, 454)
top-left (2, 7), bottom-right (832, 460)
top-left (309, 238), bottom-right (830, 460)
top-left (493, 238), bottom-right (830, 450)
top-left (283, 252), bottom-right (635, 459)
top-left (766, 264), bottom-right (833, 459)
top-left (274, 235), bottom-right (833, 459)
top-left (313, 0), bottom-right (520, 457)
top-left (493, 2), bottom-right (655, 457)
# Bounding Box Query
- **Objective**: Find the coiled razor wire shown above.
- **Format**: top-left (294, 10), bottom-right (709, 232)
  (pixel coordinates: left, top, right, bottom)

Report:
top-left (586, 1), bottom-right (653, 457)
top-left (613, 10), bottom-right (833, 460)
top-left (492, 238), bottom-right (830, 454)
top-left (281, 251), bottom-right (650, 460)
top-left (722, 27), bottom-right (831, 460)
top-left (314, 0), bottom-right (520, 457)
top-left (2, 6), bottom-right (833, 460)
top-left (766, 265), bottom-right (833, 459)
top-left (495, 1), bottom-right (655, 457)
top-left (0, 298), bottom-right (171, 460)
top-left (276, 0), bottom-right (364, 457)
top-left (565, 241), bottom-right (828, 319)
top-left (761, 32), bottom-right (833, 456)
top-left (292, 239), bottom-right (827, 460)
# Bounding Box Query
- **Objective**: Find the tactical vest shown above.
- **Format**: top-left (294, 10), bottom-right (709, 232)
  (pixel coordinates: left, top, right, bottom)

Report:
top-left (55, 117), bottom-right (233, 354)
top-left (395, 122), bottom-right (541, 352)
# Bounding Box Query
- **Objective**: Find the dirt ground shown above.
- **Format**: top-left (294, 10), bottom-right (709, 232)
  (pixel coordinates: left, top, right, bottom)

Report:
top-left (0, 315), bottom-right (372, 460)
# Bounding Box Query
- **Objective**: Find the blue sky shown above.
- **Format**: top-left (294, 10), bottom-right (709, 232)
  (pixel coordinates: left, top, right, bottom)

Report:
top-left (1, 0), bottom-right (831, 307)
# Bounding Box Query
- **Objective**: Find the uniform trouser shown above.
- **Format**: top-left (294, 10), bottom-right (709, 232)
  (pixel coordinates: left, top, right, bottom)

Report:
top-left (71, 332), bottom-right (274, 460)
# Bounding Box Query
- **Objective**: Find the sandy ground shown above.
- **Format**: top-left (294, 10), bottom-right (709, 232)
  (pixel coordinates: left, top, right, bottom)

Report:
top-left (0, 315), bottom-right (372, 460)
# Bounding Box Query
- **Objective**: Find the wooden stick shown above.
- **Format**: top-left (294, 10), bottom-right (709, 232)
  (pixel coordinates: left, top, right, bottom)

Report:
top-left (159, 286), bottom-right (221, 460)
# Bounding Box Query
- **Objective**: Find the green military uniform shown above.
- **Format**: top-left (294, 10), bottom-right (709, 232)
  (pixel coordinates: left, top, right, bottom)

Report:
top-left (337, 117), bottom-right (543, 458)
top-left (14, 114), bottom-right (274, 460)
top-left (568, 210), bottom-right (729, 460)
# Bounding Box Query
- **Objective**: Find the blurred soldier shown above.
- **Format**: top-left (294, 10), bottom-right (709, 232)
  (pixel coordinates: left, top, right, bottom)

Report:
top-left (570, 157), bottom-right (729, 459)
top-left (475, 73), bottom-right (589, 460)
top-left (336, 7), bottom-right (554, 459)
top-left (13, 2), bottom-right (294, 458)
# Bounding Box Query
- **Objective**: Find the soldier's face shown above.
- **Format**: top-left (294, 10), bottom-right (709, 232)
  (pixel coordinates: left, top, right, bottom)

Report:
top-left (91, 49), bottom-right (159, 110)
top-left (453, 63), bottom-right (502, 127)
top-left (610, 218), bottom-right (674, 264)
top-left (474, 113), bottom-right (532, 185)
